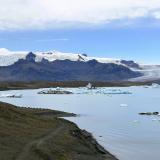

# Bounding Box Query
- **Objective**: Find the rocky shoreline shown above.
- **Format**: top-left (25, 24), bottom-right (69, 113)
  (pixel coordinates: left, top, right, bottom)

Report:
top-left (0, 101), bottom-right (118, 160)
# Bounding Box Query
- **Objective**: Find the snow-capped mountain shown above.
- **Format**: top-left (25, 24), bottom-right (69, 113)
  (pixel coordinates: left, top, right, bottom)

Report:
top-left (1, 48), bottom-right (160, 82)
top-left (0, 48), bottom-right (138, 68)
top-left (0, 49), bottom-right (142, 82)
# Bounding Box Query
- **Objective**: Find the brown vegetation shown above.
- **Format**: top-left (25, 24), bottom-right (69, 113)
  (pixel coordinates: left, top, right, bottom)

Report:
top-left (0, 102), bottom-right (118, 160)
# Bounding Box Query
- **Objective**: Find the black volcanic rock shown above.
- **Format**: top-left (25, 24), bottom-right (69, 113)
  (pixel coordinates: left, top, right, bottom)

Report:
top-left (26, 52), bottom-right (36, 62)
top-left (87, 59), bottom-right (98, 66)
top-left (41, 58), bottom-right (49, 64)
top-left (82, 53), bottom-right (87, 57)
top-left (0, 58), bottom-right (142, 82)
top-left (120, 60), bottom-right (141, 69)
top-left (78, 54), bottom-right (85, 61)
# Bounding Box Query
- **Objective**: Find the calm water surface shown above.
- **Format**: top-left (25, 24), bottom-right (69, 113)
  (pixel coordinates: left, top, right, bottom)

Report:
top-left (1, 86), bottom-right (160, 160)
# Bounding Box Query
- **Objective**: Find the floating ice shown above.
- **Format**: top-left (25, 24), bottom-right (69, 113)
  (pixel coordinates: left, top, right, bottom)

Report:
top-left (120, 104), bottom-right (128, 107)
top-left (0, 94), bottom-right (22, 98)
top-left (73, 87), bottom-right (132, 95)
top-left (151, 83), bottom-right (160, 88)
top-left (133, 120), bottom-right (140, 123)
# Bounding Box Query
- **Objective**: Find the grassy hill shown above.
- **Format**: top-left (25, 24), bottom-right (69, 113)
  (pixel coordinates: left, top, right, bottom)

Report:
top-left (0, 102), bottom-right (117, 160)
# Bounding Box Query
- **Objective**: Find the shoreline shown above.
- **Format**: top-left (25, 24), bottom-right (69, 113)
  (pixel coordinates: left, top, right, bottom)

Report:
top-left (0, 81), bottom-right (155, 91)
top-left (0, 101), bottom-right (118, 160)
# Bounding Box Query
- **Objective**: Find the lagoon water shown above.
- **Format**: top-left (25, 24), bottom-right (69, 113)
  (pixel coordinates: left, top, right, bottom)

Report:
top-left (1, 86), bottom-right (160, 160)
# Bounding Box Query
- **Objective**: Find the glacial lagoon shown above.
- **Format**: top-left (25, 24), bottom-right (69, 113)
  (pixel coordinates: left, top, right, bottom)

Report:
top-left (1, 86), bottom-right (160, 160)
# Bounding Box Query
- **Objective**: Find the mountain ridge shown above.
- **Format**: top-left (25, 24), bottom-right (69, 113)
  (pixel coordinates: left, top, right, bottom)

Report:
top-left (0, 52), bottom-right (142, 82)
top-left (0, 48), bottom-right (141, 69)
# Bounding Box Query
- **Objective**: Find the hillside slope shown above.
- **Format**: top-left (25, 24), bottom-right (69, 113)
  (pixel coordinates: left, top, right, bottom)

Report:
top-left (0, 102), bottom-right (118, 160)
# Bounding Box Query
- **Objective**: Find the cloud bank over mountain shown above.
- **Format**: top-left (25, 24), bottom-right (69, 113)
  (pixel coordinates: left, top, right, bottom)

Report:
top-left (0, 0), bottom-right (160, 30)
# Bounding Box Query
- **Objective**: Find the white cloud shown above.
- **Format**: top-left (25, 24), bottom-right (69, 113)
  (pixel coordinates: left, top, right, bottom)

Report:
top-left (0, 0), bottom-right (160, 30)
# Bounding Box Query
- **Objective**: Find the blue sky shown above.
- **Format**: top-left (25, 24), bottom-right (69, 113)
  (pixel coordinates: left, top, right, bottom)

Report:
top-left (0, 0), bottom-right (160, 64)
top-left (0, 26), bottom-right (160, 64)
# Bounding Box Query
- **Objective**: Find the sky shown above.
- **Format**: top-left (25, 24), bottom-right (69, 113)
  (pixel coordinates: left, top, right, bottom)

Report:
top-left (0, 0), bottom-right (160, 64)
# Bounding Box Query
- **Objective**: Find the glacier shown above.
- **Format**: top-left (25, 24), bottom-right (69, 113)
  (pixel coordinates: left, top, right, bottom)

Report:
top-left (0, 48), bottom-right (123, 66)
top-left (1, 48), bottom-right (160, 81)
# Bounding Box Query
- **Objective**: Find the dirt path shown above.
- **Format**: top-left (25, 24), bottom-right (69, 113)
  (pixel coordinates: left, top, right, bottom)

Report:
top-left (16, 125), bottom-right (65, 160)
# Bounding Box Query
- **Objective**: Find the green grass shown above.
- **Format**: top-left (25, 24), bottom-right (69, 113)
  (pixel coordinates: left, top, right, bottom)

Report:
top-left (0, 102), bottom-right (117, 160)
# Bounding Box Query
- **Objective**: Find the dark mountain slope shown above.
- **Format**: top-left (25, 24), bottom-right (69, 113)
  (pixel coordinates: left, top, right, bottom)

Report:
top-left (0, 53), bottom-right (142, 81)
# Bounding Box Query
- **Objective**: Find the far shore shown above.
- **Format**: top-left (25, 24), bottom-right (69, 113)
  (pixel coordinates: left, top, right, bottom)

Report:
top-left (0, 80), bottom-right (157, 91)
